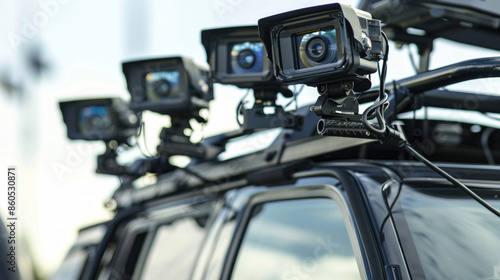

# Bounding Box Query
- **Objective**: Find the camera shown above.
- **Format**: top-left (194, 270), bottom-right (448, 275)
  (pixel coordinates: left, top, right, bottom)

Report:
top-left (59, 98), bottom-right (175, 178)
top-left (59, 98), bottom-right (139, 143)
top-left (201, 26), bottom-right (285, 91)
top-left (122, 56), bottom-right (213, 116)
top-left (202, 26), bottom-right (302, 131)
top-left (258, 3), bottom-right (383, 91)
top-left (124, 57), bottom-right (223, 160)
top-left (258, 3), bottom-right (391, 141)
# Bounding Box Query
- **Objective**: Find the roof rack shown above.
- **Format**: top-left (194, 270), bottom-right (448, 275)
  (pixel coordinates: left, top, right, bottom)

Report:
top-left (109, 57), bottom-right (500, 208)
top-left (359, 0), bottom-right (500, 52)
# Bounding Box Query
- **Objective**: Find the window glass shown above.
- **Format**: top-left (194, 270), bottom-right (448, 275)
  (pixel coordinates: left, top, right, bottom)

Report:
top-left (96, 242), bottom-right (117, 280)
top-left (123, 232), bottom-right (148, 278)
top-left (206, 221), bottom-right (235, 280)
top-left (139, 218), bottom-right (206, 280)
top-left (231, 198), bottom-right (361, 280)
top-left (51, 249), bottom-right (88, 280)
top-left (394, 185), bottom-right (500, 280)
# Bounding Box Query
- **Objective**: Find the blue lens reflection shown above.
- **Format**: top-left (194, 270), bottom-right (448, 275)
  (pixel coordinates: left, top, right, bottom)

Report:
top-left (145, 70), bottom-right (181, 100)
top-left (78, 106), bottom-right (114, 134)
top-left (229, 42), bottom-right (264, 74)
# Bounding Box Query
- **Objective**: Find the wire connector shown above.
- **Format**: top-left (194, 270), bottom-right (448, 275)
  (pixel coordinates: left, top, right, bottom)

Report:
top-left (380, 123), bottom-right (407, 148)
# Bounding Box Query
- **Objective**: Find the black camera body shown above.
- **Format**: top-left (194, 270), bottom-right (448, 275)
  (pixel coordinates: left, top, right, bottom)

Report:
top-left (258, 3), bottom-right (383, 91)
top-left (122, 57), bottom-right (213, 116)
top-left (201, 26), bottom-right (289, 94)
top-left (59, 98), bottom-right (139, 142)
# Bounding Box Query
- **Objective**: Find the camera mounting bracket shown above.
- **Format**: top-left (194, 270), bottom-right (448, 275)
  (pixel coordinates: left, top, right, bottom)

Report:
top-left (312, 81), bottom-right (359, 118)
top-left (157, 116), bottom-right (223, 160)
top-left (95, 142), bottom-right (173, 181)
top-left (96, 144), bottom-right (175, 188)
top-left (312, 79), bottom-right (407, 147)
top-left (241, 87), bottom-right (303, 131)
top-left (312, 80), bottom-right (380, 139)
top-left (96, 143), bottom-right (126, 176)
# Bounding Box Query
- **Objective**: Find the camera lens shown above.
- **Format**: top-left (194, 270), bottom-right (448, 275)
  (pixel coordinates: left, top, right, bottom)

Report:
top-left (237, 49), bottom-right (256, 69)
top-left (298, 29), bottom-right (338, 68)
top-left (153, 79), bottom-right (171, 97)
top-left (145, 71), bottom-right (181, 100)
top-left (78, 106), bottom-right (114, 134)
top-left (86, 115), bottom-right (111, 130)
top-left (229, 42), bottom-right (264, 74)
top-left (305, 37), bottom-right (327, 62)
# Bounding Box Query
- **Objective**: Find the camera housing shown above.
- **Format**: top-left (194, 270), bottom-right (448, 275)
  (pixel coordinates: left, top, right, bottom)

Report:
top-left (201, 26), bottom-right (288, 92)
top-left (258, 3), bottom-right (383, 91)
top-left (201, 25), bottom-right (303, 132)
top-left (59, 98), bottom-right (139, 142)
top-left (122, 57), bottom-right (213, 116)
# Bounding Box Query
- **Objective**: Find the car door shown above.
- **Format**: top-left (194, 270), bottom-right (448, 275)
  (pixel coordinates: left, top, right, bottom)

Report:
top-left (96, 195), bottom-right (220, 280)
top-left (194, 174), bottom-right (381, 280)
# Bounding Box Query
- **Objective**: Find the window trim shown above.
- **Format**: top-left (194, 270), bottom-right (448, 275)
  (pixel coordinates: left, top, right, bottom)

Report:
top-left (220, 185), bottom-right (368, 280)
top-left (104, 218), bottom-right (153, 280)
top-left (190, 198), bottom-right (229, 280)
top-left (136, 212), bottom-right (211, 280)
top-left (103, 196), bottom-right (217, 280)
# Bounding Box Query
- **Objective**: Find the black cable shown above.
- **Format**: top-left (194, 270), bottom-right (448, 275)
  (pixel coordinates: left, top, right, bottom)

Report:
top-left (236, 89), bottom-right (250, 127)
top-left (363, 32), bottom-right (390, 135)
top-left (379, 181), bottom-right (403, 243)
top-left (379, 32), bottom-right (390, 100)
top-left (368, 41), bottom-right (500, 217)
top-left (379, 181), bottom-right (410, 269)
top-left (352, 28), bottom-right (500, 220)
top-left (404, 144), bottom-right (500, 218)
top-left (136, 122), bottom-right (157, 158)
top-left (481, 127), bottom-right (495, 165)
top-left (134, 122), bottom-right (146, 155)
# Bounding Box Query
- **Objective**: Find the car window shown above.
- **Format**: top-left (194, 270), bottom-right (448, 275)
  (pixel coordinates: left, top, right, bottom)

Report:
top-left (51, 249), bottom-right (88, 280)
top-left (230, 198), bottom-right (362, 280)
top-left (139, 218), bottom-right (206, 280)
top-left (205, 219), bottom-right (236, 280)
top-left (124, 231), bottom-right (148, 278)
top-left (394, 185), bottom-right (500, 280)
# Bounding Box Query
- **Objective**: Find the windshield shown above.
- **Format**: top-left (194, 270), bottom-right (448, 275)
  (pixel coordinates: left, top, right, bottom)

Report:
top-left (392, 183), bottom-right (500, 280)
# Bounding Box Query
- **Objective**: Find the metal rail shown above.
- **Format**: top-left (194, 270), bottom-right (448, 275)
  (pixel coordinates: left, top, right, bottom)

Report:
top-left (113, 57), bottom-right (500, 208)
top-left (359, 57), bottom-right (500, 102)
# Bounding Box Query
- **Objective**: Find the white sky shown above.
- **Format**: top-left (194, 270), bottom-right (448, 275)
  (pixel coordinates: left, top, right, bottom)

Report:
top-left (0, 0), bottom-right (499, 279)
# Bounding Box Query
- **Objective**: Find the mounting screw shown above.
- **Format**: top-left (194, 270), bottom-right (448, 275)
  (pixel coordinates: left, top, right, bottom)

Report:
top-left (342, 81), bottom-right (354, 91)
top-left (317, 84), bottom-right (327, 95)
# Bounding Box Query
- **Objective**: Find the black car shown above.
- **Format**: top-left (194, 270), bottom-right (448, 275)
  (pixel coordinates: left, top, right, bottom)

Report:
top-left (52, 142), bottom-right (500, 280)
top-left (53, 1), bottom-right (500, 279)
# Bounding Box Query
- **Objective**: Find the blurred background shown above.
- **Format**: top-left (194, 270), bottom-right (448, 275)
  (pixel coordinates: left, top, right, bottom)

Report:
top-left (0, 0), bottom-right (498, 279)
